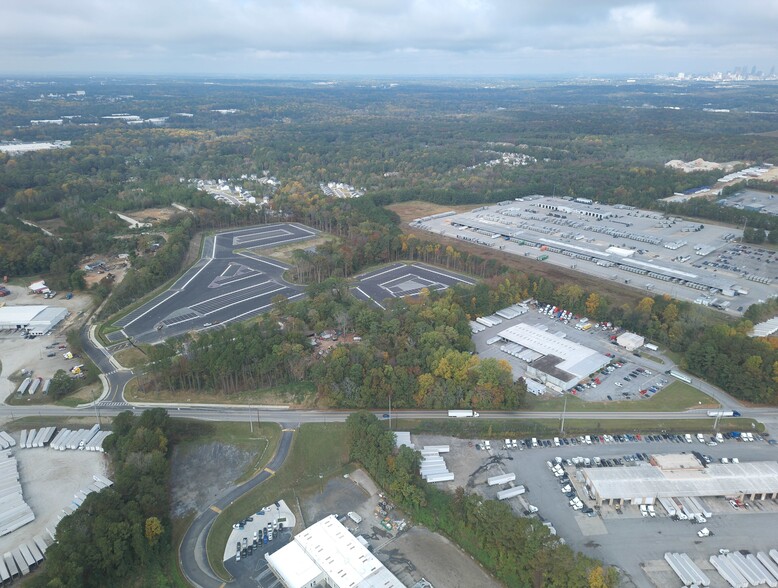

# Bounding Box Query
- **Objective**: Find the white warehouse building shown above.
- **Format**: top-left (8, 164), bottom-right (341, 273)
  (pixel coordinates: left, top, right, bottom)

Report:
top-left (0, 305), bottom-right (68, 335)
top-left (265, 515), bottom-right (403, 588)
top-left (497, 322), bottom-right (610, 392)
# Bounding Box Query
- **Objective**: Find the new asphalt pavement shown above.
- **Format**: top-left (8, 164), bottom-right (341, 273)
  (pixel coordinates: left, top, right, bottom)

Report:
top-left (113, 224), bottom-right (315, 344)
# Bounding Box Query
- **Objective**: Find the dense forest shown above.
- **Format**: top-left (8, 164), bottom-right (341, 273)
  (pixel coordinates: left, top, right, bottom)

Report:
top-left (347, 411), bottom-right (618, 587)
top-left (2, 78), bottom-right (778, 287)
top-left (30, 409), bottom-right (174, 588)
top-left (142, 282), bottom-right (527, 410)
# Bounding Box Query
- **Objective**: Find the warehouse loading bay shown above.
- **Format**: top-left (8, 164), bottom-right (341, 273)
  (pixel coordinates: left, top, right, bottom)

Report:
top-left (471, 302), bottom-right (662, 402)
top-left (413, 433), bottom-right (778, 588)
top-left (414, 196), bottom-right (778, 313)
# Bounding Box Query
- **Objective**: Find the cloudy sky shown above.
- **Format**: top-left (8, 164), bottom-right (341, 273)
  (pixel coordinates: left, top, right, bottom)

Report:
top-left (2, 0), bottom-right (777, 76)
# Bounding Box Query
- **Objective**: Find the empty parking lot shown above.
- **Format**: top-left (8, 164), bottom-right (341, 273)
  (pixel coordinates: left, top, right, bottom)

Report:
top-left (351, 263), bottom-right (475, 309)
top-left (110, 224), bottom-right (315, 344)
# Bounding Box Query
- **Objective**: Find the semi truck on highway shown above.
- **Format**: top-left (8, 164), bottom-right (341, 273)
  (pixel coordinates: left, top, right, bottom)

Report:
top-left (707, 410), bottom-right (741, 417)
top-left (448, 409), bottom-right (479, 418)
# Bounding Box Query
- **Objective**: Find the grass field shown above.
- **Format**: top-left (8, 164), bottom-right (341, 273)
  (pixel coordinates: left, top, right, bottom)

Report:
top-left (390, 417), bottom-right (763, 438)
top-left (525, 381), bottom-right (718, 413)
top-left (113, 346), bottom-right (148, 369)
top-left (206, 423), bottom-right (350, 581)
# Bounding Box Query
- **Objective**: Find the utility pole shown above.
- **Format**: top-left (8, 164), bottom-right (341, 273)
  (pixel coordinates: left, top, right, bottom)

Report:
top-left (249, 405), bottom-right (253, 434)
top-left (560, 393), bottom-right (568, 435)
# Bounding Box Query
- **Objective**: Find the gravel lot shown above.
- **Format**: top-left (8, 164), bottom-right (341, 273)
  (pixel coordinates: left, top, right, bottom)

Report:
top-left (170, 442), bottom-right (257, 518)
top-left (0, 285), bottom-right (93, 404)
top-left (0, 443), bottom-right (109, 555)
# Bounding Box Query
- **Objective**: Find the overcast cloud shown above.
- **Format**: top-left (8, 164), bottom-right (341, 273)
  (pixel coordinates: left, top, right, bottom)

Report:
top-left (2, 0), bottom-right (777, 76)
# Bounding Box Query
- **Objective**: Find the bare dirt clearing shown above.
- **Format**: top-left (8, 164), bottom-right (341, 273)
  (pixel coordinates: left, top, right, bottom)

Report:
top-left (385, 201), bottom-right (479, 224)
top-left (122, 207), bottom-right (180, 225)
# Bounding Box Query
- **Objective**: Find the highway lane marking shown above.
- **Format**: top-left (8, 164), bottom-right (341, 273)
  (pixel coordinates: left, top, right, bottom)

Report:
top-left (193, 285), bottom-right (289, 316)
top-left (354, 262), bottom-right (405, 281)
top-left (352, 286), bottom-right (385, 310)
top-left (414, 263), bottom-right (476, 285)
top-left (179, 257), bottom-right (214, 290)
top-left (210, 505), bottom-right (222, 514)
top-left (209, 269), bottom-right (266, 288)
top-left (194, 279), bottom-right (273, 305)
top-left (236, 251), bottom-right (289, 270)
top-left (120, 290), bottom-right (178, 328)
top-left (236, 231), bottom-right (316, 252)
top-left (221, 292), bottom-right (304, 324)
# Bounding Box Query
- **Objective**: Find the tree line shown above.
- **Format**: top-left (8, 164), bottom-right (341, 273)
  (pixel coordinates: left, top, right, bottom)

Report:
top-left (30, 409), bottom-right (174, 588)
top-left (347, 412), bottom-right (618, 588)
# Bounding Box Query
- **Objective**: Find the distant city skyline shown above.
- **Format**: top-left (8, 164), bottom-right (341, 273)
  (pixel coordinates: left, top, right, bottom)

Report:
top-left (2, 1), bottom-right (777, 76)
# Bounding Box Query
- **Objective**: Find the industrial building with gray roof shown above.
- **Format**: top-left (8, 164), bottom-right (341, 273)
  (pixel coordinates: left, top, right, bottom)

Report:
top-left (583, 454), bottom-right (778, 506)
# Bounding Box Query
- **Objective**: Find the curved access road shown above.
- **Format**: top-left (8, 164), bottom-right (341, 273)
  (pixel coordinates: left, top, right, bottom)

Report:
top-left (178, 427), bottom-right (296, 588)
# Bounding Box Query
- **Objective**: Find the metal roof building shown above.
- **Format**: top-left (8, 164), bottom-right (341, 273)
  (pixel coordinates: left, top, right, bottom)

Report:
top-left (265, 515), bottom-right (403, 588)
top-left (497, 322), bottom-right (610, 392)
top-left (616, 332), bottom-right (645, 351)
top-left (0, 306), bottom-right (68, 334)
top-left (583, 456), bottom-right (778, 506)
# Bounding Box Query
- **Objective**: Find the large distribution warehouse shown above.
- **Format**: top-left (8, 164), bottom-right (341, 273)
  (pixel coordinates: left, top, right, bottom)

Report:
top-left (496, 322), bottom-right (610, 392)
top-left (583, 454), bottom-right (778, 507)
top-left (265, 515), bottom-right (403, 588)
top-left (0, 306), bottom-right (68, 335)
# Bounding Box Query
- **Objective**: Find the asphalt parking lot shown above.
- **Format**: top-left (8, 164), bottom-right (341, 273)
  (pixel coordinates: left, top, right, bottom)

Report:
top-left (111, 224), bottom-right (315, 344)
top-left (474, 432), bottom-right (778, 588)
top-left (472, 304), bottom-right (667, 402)
top-left (223, 529), bottom-right (291, 588)
top-left (351, 262), bottom-right (475, 309)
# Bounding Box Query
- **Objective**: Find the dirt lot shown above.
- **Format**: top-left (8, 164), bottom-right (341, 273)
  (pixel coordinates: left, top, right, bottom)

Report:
top-left (170, 442), bottom-right (258, 518)
top-left (0, 442), bottom-right (109, 555)
top-left (0, 285), bottom-right (94, 403)
top-left (302, 467), bottom-right (500, 587)
top-left (381, 526), bottom-right (501, 588)
top-left (385, 201), bottom-right (480, 224)
top-left (122, 207), bottom-right (180, 225)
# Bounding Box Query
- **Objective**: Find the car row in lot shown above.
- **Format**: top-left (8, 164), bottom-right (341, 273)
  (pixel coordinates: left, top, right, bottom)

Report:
top-left (546, 459), bottom-right (594, 515)
top-left (504, 431), bottom-right (771, 451)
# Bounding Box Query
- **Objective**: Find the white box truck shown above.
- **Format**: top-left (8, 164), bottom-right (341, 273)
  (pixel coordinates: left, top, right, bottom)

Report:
top-left (448, 410), bottom-right (479, 417)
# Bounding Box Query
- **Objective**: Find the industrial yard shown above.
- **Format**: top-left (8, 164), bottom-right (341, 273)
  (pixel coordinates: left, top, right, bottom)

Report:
top-left (0, 426), bottom-right (111, 580)
top-left (402, 431), bottom-right (778, 588)
top-left (414, 197), bottom-right (778, 312)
